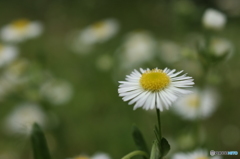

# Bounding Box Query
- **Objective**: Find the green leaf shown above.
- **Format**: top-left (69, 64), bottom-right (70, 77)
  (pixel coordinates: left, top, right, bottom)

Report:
top-left (132, 125), bottom-right (149, 157)
top-left (150, 140), bottom-right (160, 159)
top-left (160, 138), bottom-right (170, 158)
top-left (31, 123), bottom-right (51, 159)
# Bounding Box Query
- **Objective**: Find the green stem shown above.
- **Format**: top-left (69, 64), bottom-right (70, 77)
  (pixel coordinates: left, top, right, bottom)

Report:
top-left (156, 108), bottom-right (162, 140)
top-left (122, 150), bottom-right (149, 159)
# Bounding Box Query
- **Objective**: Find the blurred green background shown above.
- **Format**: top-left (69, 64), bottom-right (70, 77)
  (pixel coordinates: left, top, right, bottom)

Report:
top-left (0, 0), bottom-right (239, 159)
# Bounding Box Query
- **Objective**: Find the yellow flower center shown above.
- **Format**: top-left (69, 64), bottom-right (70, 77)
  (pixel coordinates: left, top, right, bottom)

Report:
top-left (12, 19), bottom-right (29, 30)
top-left (187, 94), bottom-right (200, 108)
top-left (93, 21), bottom-right (105, 29)
top-left (196, 157), bottom-right (209, 159)
top-left (92, 21), bottom-right (107, 37)
top-left (140, 69), bottom-right (170, 91)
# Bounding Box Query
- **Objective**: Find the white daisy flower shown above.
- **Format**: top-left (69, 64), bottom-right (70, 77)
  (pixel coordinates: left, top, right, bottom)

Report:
top-left (72, 19), bottom-right (119, 54)
top-left (202, 8), bottom-right (226, 30)
top-left (172, 149), bottom-right (222, 159)
top-left (119, 31), bottom-right (156, 68)
top-left (0, 44), bottom-right (18, 67)
top-left (4, 103), bottom-right (46, 135)
top-left (40, 79), bottom-right (73, 105)
top-left (118, 68), bottom-right (194, 111)
top-left (172, 87), bottom-right (219, 120)
top-left (0, 19), bottom-right (43, 43)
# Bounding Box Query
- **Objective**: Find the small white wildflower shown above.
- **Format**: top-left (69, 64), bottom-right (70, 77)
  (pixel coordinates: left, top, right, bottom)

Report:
top-left (210, 37), bottom-right (233, 58)
top-left (40, 79), bottom-right (73, 105)
top-left (0, 19), bottom-right (43, 43)
top-left (4, 103), bottom-right (46, 135)
top-left (80, 19), bottom-right (119, 45)
top-left (72, 19), bottom-right (119, 54)
top-left (202, 8), bottom-right (226, 30)
top-left (3, 58), bottom-right (29, 84)
top-left (172, 87), bottom-right (219, 120)
top-left (0, 44), bottom-right (18, 67)
top-left (92, 153), bottom-right (111, 159)
top-left (119, 31), bottom-right (156, 68)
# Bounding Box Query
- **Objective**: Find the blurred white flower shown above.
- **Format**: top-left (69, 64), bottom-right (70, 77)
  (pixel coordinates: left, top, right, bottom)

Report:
top-left (3, 58), bottom-right (29, 83)
top-left (119, 31), bottom-right (156, 68)
top-left (92, 153), bottom-right (111, 159)
top-left (210, 37), bottom-right (233, 58)
top-left (70, 153), bottom-right (111, 159)
top-left (40, 79), bottom-right (73, 105)
top-left (172, 87), bottom-right (219, 120)
top-left (202, 8), bottom-right (226, 30)
top-left (0, 59), bottom-right (29, 100)
top-left (0, 19), bottom-right (43, 43)
top-left (72, 19), bottom-right (119, 54)
top-left (4, 103), bottom-right (46, 135)
top-left (96, 54), bottom-right (113, 71)
top-left (172, 149), bottom-right (222, 159)
top-left (0, 44), bottom-right (18, 67)
top-left (158, 40), bottom-right (181, 64)
top-left (80, 19), bottom-right (119, 44)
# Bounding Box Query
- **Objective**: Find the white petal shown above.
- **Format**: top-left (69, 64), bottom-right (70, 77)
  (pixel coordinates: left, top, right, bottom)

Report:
top-left (133, 91), bottom-right (151, 110)
top-left (143, 92), bottom-right (155, 110)
top-left (167, 69), bottom-right (176, 76)
top-left (140, 68), bottom-right (145, 73)
top-left (129, 90), bottom-right (146, 105)
top-left (156, 93), bottom-right (164, 111)
top-left (159, 92), bottom-right (169, 109)
top-left (118, 86), bottom-right (139, 93)
top-left (151, 93), bottom-right (156, 109)
top-left (169, 70), bottom-right (183, 78)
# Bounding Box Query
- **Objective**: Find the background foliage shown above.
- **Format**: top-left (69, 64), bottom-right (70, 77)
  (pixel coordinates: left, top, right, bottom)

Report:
top-left (0, 0), bottom-right (239, 159)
